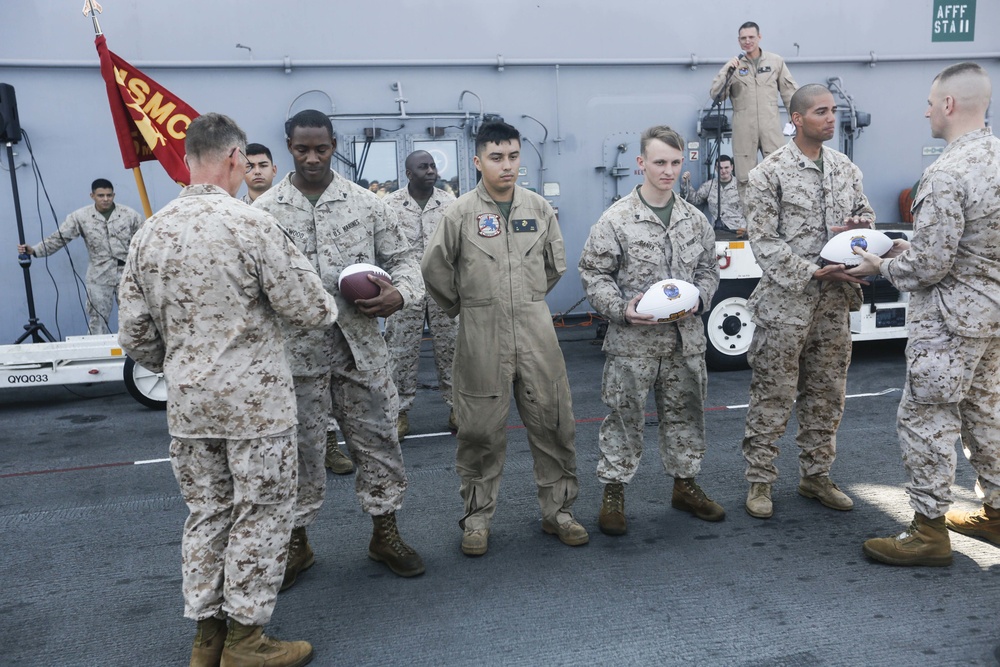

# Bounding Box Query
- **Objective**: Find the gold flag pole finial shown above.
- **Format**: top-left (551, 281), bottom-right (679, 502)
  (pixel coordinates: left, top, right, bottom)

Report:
top-left (83, 0), bottom-right (103, 36)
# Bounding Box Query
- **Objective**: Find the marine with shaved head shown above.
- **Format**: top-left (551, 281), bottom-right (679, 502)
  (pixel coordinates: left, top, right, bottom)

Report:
top-left (739, 83), bottom-right (875, 520)
top-left (383, 149), bottom-right (459, 439)
top-left (852, 63), bottom-right (1000, 567)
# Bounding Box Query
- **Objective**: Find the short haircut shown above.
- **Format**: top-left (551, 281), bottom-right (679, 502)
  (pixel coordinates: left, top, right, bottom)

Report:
top-left (640, 125), bottom-right (685, 155)
top-left (933, 62), bottom-right (993, 109)
top-left (717, 154), bottom-right (734, 166)
top-left (285, 109), bottom-right (333, 140)
top-left (405, 149), bottom-right (432, 171)
top-left (934, 61), bottom-right (988, 85)
top-left (739, 21), bottom-right (760, 33)
top-left (91, 178), bottom-right (113, 192)
top-left (475, 121), bottom-right (520, 154)
top-left (245, 142), bottom-right (272, 161)
top-left (185, 113), bottom-right (247, 163)
top-left (789, 83), bottom-right (832, 117)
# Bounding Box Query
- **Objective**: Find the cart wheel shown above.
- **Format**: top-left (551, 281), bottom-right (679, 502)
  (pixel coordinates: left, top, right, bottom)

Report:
top-left (703, 279), bottom-right (758, 371)
top-left (123, 356), bottom-right (167, 410)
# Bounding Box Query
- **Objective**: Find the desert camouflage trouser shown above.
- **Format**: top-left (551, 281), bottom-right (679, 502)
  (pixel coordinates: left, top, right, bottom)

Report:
top-left (742, 289), bottom-right (852, 483)
top-left (170, 430), bottom-right (296, 626)
top-left (597, 352), bottom-right (708, 484)
top-left (899, 314), bottom-right (1000, 518)
top-left (86, 281), bottom-right (118, 335)
top-left (293, 327), bottom-right (407, 525)
top-left (384, 296), bottom-right (457, 412)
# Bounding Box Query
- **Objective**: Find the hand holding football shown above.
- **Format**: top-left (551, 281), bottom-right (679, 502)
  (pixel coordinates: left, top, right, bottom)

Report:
top-left (338, 263), bottom-right (392, 303)
top-left (635, 279), bottom-right (700, 322)
top-left (820, 230), bottom-right (893, 267)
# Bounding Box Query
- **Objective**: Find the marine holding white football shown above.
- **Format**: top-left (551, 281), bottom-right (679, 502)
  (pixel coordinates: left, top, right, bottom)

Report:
top-left (635, 279), bottom-right (700, 322)
top-left (820, 229), bottom-right (893, 266)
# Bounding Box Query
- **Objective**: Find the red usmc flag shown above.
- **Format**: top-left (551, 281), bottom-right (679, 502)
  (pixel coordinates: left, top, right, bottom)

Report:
top-left (96, 35), bottom-right (198, 184)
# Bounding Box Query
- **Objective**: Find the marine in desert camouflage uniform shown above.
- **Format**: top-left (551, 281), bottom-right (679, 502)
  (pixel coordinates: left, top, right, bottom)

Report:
top-left (19, 178), bottom-right (143, 334)
top-left (240, 142), bottom-right (277, 205)
top-left (383, 150), bottom-right (459, 440)
top-left (117, 113), bottom-right (336, 666)
top-left (579, 125), bottom-right (725, 536)
top-left (740, 84), bottom-right (874, 520)
top-left (854, 63), bottom-right (1000, 567)
top-left (681, 155), bottom-right (747, 233)
top-left (253, 109), bottom-right (425, 585)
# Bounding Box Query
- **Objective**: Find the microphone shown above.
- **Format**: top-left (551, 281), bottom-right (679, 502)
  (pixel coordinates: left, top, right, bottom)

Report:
top-left (728, 52), bottom-right (745, 73)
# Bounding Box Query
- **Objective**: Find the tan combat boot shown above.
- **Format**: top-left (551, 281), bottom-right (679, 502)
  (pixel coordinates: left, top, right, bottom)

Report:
top-left (798, 474), bottom-right (854, 511)
top-left (448, 408), bottom-right (458, 433)
top-left (397, 411), bottom-right (410, 441)
top-left (945, 504), bottom-right (1000, 545)
top-left (369, 512), bottom-right (425, 577)
top-left (220, 621), bottom-right (313, 667)
top-left (280, 527), bottom-right (315, 592)
top-left (672, 478), bottom-right (726, 521)
top-left (189, 616), bottom-right (227, 667)
top-left (324, 431), bottom-right (354, 475)
top-left (541, 515), bottom-right (590, 546)
top-left (461, 527), bottom-right (489, 556)
top-left (746, 482), bottom-right (773, 519)
top-left (863, 513), bottom-right (953, 567)
top-left (598, 482), bottom-right (627, 536)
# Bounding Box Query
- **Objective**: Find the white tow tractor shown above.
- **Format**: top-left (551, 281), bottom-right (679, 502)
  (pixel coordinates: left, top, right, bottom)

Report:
top-left (0, 334), bottom-right (166, 409)
top-left (704, 226), bottom-right (912, 371)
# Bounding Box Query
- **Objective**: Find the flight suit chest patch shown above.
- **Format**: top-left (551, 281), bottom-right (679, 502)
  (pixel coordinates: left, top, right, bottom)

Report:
top-left (477, 213), bottom-right (502, 238)
top-left (758, 66), bottom-right (773, 73)
top-left (512, 218), bottom-right (537, 233)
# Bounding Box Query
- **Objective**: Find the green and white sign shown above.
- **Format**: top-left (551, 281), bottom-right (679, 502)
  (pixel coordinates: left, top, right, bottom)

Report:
top-left (932, 1), bottom-right (976, 42)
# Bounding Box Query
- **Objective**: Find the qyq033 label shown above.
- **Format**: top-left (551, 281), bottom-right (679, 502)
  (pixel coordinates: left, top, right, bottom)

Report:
top-left (7, 373), bottom-right (49, 384)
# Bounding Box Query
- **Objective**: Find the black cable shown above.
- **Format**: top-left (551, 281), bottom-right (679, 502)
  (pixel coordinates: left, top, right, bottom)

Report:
top-left (355, 136), bottom-right (373, 184)
top-left (60, 385), bottom-right (128, 400)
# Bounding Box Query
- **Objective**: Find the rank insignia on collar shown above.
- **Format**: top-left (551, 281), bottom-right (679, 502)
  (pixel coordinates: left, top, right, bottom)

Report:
top-left (513, 218), bottom-right (537, 232)
top-left (477, 213), bottom-right (502, 238)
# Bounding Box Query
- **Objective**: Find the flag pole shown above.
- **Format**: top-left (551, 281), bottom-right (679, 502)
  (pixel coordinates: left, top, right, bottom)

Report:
top-left (87, 0), bottom-right (153, 219)
top-left (132, 167), bottom-right (153, 218)
top-left (86, 1), bottom-right (102, 35)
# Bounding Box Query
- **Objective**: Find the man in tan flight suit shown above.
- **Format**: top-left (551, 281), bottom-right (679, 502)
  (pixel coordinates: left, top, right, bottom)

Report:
top-left (853, 63), bottom-right (1000, 567)
top-left (422, 121), bottom-right (588, 557)
top-left (118, 113), bottom-right (336, 667)
top-left (19, 178), bottom-right (143, 334)
top-left (384, 149), bottom-right (459, 440)
top-left (709, 21), bottom-right (797, 193)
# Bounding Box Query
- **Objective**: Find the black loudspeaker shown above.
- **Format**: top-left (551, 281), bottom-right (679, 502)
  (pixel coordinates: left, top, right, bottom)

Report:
top-left (0, 84), bottom-right (22, 144)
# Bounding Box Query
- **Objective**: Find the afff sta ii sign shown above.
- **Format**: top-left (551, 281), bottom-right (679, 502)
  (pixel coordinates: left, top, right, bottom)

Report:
top-left (933, 1), bottom-right (976, 42)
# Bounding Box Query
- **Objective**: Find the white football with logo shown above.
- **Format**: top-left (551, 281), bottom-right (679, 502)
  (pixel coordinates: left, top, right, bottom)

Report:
top-left (820, 230), bottom-right (893, 266)
top-left (338, 263), bottom-right (392, 303)
top-left (636, 279), bottom-right (700, 322)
